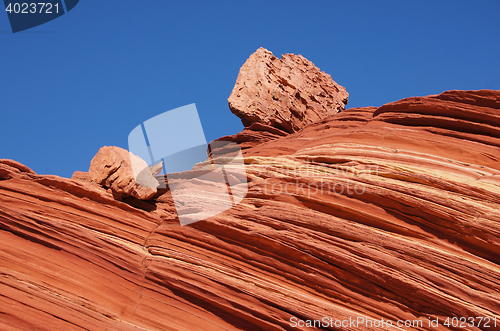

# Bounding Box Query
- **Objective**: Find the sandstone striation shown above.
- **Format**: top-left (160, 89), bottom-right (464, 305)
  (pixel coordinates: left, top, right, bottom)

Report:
top-left (213, 122), bottom-right (289, 151)
top-left (228, 47), bottom-right (349, 133)
top-left (1, 86), bottom-right (500, 328)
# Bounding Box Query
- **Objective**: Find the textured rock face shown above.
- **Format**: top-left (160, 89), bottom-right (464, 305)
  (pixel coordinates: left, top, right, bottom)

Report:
top-left (1, 89), bottom-right (500, 331)
top-left (213, 122), bottom-right (289, 151)
top-left (88, 146), bottom-right (159, 200)
top-left (228, 47), bottom-right (349, 133)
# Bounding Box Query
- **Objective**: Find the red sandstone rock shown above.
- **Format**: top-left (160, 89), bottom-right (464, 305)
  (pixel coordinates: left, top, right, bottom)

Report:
top-left (214, 122), bottom-right (289, 150)
top-left (228, 47), bottom-right (349, 133)
top-left (1, 90), bottom-right (500, 330)
top-left (89, 146), bottom-right (159, 200)
top-left (71, 170), bottom-right (91, 183)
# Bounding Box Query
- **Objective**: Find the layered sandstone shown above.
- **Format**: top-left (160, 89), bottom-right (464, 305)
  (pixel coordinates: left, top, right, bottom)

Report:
top-left (1, 89), bottom-right (499, 330)
top-left (228, 47), bottom-right (349, 133)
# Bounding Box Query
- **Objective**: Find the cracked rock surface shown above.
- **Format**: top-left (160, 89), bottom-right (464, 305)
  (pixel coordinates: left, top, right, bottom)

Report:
top-left (228, 47), bottom-right (349, 133)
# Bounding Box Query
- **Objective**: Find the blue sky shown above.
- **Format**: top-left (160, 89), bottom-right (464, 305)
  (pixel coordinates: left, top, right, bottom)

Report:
top-left (1, 1), bottom-right (499, 178)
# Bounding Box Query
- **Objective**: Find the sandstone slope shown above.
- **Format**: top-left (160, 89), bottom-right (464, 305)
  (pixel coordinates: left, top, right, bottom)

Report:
top-left (1, 50), bottom-right (500, 330)
top-left (1, 89), bottom-right (499, 330)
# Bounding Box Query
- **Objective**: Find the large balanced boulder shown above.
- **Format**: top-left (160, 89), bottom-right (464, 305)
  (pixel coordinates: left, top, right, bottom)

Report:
top-left (228, 47), bottom-right (349, 133)
top-left (89, 146), bottom-right (159, 200)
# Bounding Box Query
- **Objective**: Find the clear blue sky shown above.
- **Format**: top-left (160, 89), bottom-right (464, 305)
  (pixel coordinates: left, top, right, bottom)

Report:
top-left (1, 1), bottom-right (499, 178)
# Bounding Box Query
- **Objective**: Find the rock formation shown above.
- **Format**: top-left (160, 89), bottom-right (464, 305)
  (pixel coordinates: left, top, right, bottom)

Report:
top-left (1, 50), bottom-right (500, 330)
top-left (87, 146), bottom-right (160, 200)
top-left (228, 47), bottom-right (349, 133)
